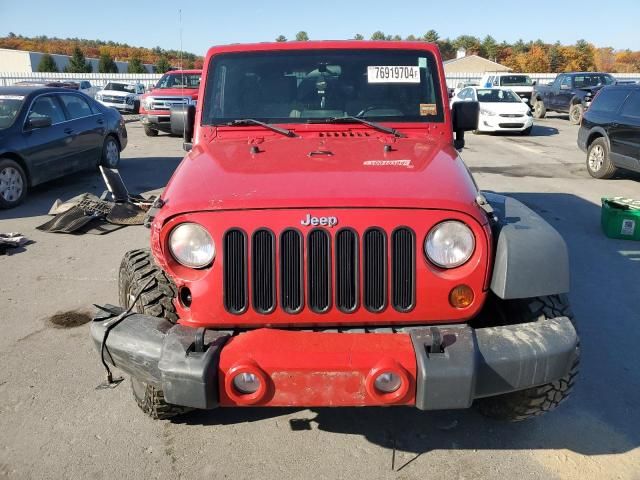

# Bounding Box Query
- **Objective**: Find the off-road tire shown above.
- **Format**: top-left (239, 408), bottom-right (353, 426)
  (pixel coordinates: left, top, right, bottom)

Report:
top-left (119, 249), bottom-right (191, 419)
top-left (0, 158), bottom-right (28, 209)
top-left (119, 248), bottom-right (179, 323)
top-left (520, 126), bottom-right (533, 136)
top-left (532, 99), bottom-right (546, 119)
top-left (586, 137), bottom-right (617, 179)
top-left (144, 125), bottom-right (159, 137)
top-left (569, 103), bottom-right (584, 125)
top-left (475, 295), bottom-right (580, 422)
top-left (131, 377), bottom-right (193, 420)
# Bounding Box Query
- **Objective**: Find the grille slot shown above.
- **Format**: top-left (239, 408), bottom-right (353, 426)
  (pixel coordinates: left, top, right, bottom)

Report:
top-left (307, 229), bottom-right (331, 313)
top-left (280, 229), bottom-right (303, 313)
top-left (363, 228), bottom-right (387, 312)
top-left (392, 228), bottom-right (415, 312)
top-left (252, 229), bottom-right (275, 313)
top-left (335, 229), bottom-right (358, 313)
top-left (223, 229), bottom-right (247, 314)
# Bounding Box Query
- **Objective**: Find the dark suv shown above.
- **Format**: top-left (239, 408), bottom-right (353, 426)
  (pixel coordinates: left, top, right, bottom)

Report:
top-left (578, 84), bottom-right (640, 179)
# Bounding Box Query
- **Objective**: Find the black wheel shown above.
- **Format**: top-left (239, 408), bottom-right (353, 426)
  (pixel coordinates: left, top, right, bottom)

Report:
top-left (119, 249), bottom-right (190, 418)
top-left (475, 295), bottom-right (580, 422)
top-left (520, 126), bottom-right (532, 136)
top-left (101, 136), bottom-right (120, 168)
top-left (569, 103), bottom-right (583, 125)
top-left (131, 377), bottom-right (193, 420)
top-left (586, 137), bottom-right (617, 179)
top-left (532, 100), bottom-right (546, 119)
top-left (144, 125), bottom-right (158, 137)
top-left (0, 158), bottom-right (28, 209)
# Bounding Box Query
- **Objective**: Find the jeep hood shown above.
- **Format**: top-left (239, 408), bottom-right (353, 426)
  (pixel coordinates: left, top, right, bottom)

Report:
top-left (161, 134), bottom-right (485, 222)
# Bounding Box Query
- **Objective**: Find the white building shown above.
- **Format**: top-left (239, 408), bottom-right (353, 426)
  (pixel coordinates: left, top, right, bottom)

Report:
top-left (0, 48), bottom-right (154, 73)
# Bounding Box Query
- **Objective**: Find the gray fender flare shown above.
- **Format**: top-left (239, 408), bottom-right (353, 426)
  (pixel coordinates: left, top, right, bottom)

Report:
top-left (484, 192), bottom-right (570, 299)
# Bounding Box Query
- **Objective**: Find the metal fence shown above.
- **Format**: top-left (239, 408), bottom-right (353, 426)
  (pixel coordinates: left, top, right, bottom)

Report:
top-left (1, 70), bottom-right (639, 90)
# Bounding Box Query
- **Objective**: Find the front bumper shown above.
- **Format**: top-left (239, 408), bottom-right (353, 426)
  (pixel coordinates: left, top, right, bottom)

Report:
top-left (91, 306), bottom-right (578, 410)
top-left (478, 115), bottom-right (533, 132)
top-left (141, 113), bottom-right (172, 132)
top-left (98, 100), bottom-right (137, 112)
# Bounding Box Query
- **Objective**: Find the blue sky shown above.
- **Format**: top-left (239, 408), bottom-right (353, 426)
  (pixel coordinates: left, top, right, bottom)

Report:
top-left (1, 0), bottom-right (638, 55)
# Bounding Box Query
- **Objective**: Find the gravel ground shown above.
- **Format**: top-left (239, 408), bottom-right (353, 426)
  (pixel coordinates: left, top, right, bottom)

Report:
top-left (0, 118), bottom-right (639, 480)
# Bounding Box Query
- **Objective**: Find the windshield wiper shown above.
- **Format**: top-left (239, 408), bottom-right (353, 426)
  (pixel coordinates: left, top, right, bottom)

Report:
top-left (225, 119), bottom-right (296, 137)
top-left (308, 116), bottom-right (405, 137)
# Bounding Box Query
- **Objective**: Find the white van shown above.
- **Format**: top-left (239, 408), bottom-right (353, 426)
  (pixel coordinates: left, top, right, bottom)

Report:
top-left (479, 73), bottom-right (535, 104)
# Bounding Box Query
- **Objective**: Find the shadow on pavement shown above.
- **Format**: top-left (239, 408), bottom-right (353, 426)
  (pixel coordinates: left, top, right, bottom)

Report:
top-left (178, 193), bottom-right (639, 460)
top-left (0, 155), bottom-right (182, 221)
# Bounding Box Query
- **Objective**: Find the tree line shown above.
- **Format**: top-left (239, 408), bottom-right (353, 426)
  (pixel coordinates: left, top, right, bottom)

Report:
top-left (276, 30), bottom-right (640, 73)
top-left (0, 33), bottom-right (202, 73)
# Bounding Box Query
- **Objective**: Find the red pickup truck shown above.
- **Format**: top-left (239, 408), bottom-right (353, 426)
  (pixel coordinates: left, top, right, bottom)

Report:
top-left (92, 41), bottom-right (579, 423)
top-left (139, 69), bottom-right (201, 136)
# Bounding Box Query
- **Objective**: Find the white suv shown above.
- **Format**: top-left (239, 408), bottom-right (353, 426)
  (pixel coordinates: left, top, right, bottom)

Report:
top-left (479, 73), bottom-right (535, 105)
top-left (96, 82), bottom-right (145, 113)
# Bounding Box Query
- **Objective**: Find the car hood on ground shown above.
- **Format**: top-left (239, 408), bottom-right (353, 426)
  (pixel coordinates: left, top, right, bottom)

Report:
top-left (160, 132), bottom-right (486, 223)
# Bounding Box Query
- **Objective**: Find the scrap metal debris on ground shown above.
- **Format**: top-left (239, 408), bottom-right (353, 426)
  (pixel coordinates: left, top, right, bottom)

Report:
top-left (37, 167), bottom-right (155, 235)
top-left (0, 233), bottom-right (29, 255)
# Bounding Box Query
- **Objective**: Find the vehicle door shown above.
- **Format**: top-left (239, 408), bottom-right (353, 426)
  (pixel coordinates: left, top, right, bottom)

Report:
top-left (556, 75), bottom-right (573, 112)
top-left (611, 90), bottom-right (640, 170)
top-left (547, 75), bottom-right (563, 109)
top-left (57, 93), bottom-right (105, 170)
top-left (22, 94), bottom-right (75, 185)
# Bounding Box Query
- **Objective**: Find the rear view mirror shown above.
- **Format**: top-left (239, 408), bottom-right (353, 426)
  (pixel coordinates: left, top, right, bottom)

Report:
top-left (27, 116), bottom-right (52, 129)
top-left (451, 101), bottom-right (479, 150)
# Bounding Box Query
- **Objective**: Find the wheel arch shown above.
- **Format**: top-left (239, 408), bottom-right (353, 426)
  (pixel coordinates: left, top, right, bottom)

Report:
top-left (586, 128), bottom-right (609, 149)
top-left (0, 152), bottom-right (32, 187)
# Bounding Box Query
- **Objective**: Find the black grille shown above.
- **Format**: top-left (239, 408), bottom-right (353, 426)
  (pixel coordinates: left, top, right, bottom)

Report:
top-left (252, 229), bottom-right (275, 313)
top-left (363, 228), bottom-right (387, 312)
top-left (336, 229), bottom-right (358, 312)
top-left (223, 229), bottom-right (247, 314)
top-left (307, 229), bottom-right (331, 313)
top-left (392, 228), bottom-right (415, 312)
top-left (498, 123), bottom-right (525, 128)
top-left (280, 229), bottom-right (303, 313)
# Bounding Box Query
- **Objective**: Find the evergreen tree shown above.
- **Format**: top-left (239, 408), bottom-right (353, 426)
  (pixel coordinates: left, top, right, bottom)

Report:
top-left (275, 35), bottom-right (287, 42)
top-left (37, 53), bottom-right (58, 72)
top-left (295, 31), bottom-right (309, 41)
top-left (548, 42), bottom-right (565, 72)
top-left (155, 56), bottom-right (171, 73)
top-left (370, 31), bottom-right (386, 40)
top-left (98, 52), bottom-right (118, 73)
top-left (353, 33), bottom-right (364, 40)
top-left (423, 30), bottom-right (439, 43)
top-left (406, 34), bottom-right (417, 41)
top-left (127, 54), bottom-right (146, 73)
top-left (481, 35), bottom-right (498, 60)
top-left (66, 46), bottom-right (92, 73)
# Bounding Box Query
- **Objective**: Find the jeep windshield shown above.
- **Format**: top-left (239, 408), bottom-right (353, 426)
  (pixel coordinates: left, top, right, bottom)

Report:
top-left (0, 95), bottom-right (23, 129)
top-left (156, 73), bottom-right (201, 89)
top-left (202, 49), bottom-right (444, 125)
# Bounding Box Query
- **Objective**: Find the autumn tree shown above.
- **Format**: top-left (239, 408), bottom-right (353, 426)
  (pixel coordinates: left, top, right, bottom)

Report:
top-left (437, 38), bottom-right (456, 60)
top-left (37, 53), bottom-right (58, 72)
top-left (127, 54), bottom-right (146, 73)
top-left (275, 35), bottom-right (287, 42)
top-left (594, 47), bottom-right (616, 72)
top-left (521, 45), bottom-right (550, 72)
top-left (295, 31), bottom-right (309, 41)
top-left (66, 46), bottom-right (92, 73)
top-left (155, 56), bottom-right (171, 73)
top-left (574, 39), bottom-right (596, 71)
top-left (548, 42), bottom-right (565, 72)
top-left (98, 52), bottom-right (118, 73)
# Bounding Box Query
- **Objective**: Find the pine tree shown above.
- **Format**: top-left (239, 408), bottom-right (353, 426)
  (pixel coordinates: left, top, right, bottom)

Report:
top-left (66, 46), bottom-right (92, 73)
top-left (370, 31), bottom-right (386, 40)
top-left (155, 56), bottom-right (171, 73)
top-left (353, 34), bottom-right (364, 40)
top-left (37, 53), bottom-right (58, 72)
top-left (98, 53), bottom-right (118, 73)
top-left (275, 35), bottom-right (287, 42)
top-left (295, 31), bottom-right (309, 41)
top-left (127, 54), bottom-right (146, 73)
top-left (423, 30), bottom-right (440, 43)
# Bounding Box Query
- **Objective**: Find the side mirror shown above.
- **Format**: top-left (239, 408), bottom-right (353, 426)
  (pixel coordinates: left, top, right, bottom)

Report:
top-left (27, 116), bottom-right (52, 129)
top-left (451, 101), bottom-right (479, 150)
top-left (532, 80), bottom-right (537, 86)
top-left (170, 104), bottom-right (196, 143)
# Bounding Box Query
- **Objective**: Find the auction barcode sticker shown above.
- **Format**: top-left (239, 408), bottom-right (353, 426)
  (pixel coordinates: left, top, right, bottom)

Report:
top-left (367, 66), bottom-right (420, 83)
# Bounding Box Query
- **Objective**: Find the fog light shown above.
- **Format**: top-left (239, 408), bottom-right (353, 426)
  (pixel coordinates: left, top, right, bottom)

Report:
top-left (374, 372), bottom-right (402, 393)
top-left (449, 285), bottom-right (474, 308)
top-left (232, 372), bottom-right (261, 394)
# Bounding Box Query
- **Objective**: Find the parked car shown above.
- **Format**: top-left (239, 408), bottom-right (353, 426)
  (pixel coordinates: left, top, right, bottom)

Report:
top-left (479, 73), bottom-right (535, 104)
top-left (532, 72), bottom-right (615, 124)
top-left (90, 41), bottom-right (578, 424)
top-left (95, 82), bottom-right (145, 113)
top-left (451, 86), bottom-right (533, 135)
top-left (139, 70), bottom-right (201, 136)
top-left (577, 84), bottom-right (640, 179)
top-left (14, 80), bottom-right (98, 98)
top-left (453, 81), bottom-right (478, 96)
top-left (0, 86), bottom-right (127, 208)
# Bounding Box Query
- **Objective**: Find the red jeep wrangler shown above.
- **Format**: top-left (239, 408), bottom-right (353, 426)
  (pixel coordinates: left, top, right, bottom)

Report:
top-left (139, 69), bottom-right (202, 136)
top-left (92, 41), bottom-right (579, 421)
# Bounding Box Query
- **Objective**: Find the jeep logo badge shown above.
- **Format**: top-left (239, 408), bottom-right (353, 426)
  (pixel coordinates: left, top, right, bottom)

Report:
top-left (301, 214), bottom-right (338, 227)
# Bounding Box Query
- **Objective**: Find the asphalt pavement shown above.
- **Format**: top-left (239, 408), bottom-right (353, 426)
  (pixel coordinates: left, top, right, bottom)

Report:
top-left (0, 117), bottom-right (639, 479)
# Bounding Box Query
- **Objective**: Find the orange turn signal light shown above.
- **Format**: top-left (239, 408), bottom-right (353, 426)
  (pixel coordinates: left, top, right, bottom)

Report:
top-left (449, 285), bottom-right (474, 309)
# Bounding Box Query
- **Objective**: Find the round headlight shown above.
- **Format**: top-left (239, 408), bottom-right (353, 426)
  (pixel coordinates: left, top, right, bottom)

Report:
top-left (425, 221), bottom-right (475, 268)
top-left (232, 372), bottom-right (261, 394)
top-left (374, 372), bottom-right (402, 393)
top-left (169, 223), bottom-right (215, 268)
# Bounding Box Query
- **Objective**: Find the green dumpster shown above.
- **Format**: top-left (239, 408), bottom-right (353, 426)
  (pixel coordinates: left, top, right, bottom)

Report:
top-left (601, 197), bottom-right (640, 241)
